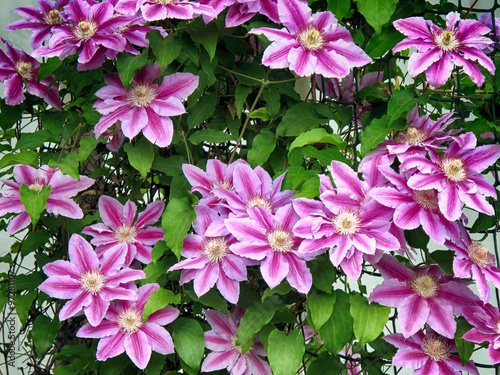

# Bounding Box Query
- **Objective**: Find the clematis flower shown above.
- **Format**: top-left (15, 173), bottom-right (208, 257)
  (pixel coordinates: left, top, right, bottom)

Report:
top-left (201, 308), bottom-right (272, 375)
top-left (446, 224), bottom-right (500, 303)
top-left (0, 41), bottom-right (61, 109)
top-left (82, 196), bottom-right (165, 266)
top-left (116, 0), bottom-right (216, 21)
top-left (369, 254), bottom-right (478, 338)
top-left (249, 0), bottom-right (372, 77)
top-left (5, 0), bottom-right (69, 49)
top-left (401, 132), bottom-right (500, 221)
top-left (479, 13), bottom-right (500, 50)
top-left (168, 206), bottom-right (247, 304)
top-left (393, 11), bottom-right (494, 87)
top-left (38, 234), bottom-right (145, 326)
top-left (32, 0), bottom-right (132, 71)
top-left (0, 165), bottom-right (94, 234)
top-left (93, 63), bottom-right (199, 147)
top-left (463, 302), bottom-right (500, 364)
top-left (384, 329), bottom-right (479, 375)
top-left (77, 283), bottom-right (179, 369)
top-left (225, 204), bottom-right (313, 293)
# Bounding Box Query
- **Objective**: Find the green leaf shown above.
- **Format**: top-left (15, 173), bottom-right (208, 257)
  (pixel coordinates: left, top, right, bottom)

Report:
top-left (19, 185), bottom-right (51, 227)
top-left (327, 0), bottom-right (351, 20)
top-left (21, 231), bottom-right (51, 257)
top-left (262, 282), bottom-right (292, 301)
top-left (350, 293), bottom-right (390, 346)
top-left (170, 318), bottom-right (205, 371)
top-left (141, 258), bottom-right (169, 284)
top-left (318, 290), bottom-right (353, 354)
top-left (387, 90), bottom-right (417, 126)
top-left (471, 213), bottom-right (496, 232)
top-left (307, 290), bottom-right (336, 330)
top-left (276, 102), bottom-right (331, 137)
top-left (78, 135), bottom-right (98, 162)
top-left (16, 272), bottom-right (45, 291)
top-left (16, 131), bottom-right (54, 150)
top-left (307, 352), bottom-right (343, 375)
top-left (355, 0), bottom-right (398, 34)
top-left (38, 57), bottom-right (63, 81)
top-left (249, 107), bottom-right (271, 121)
top-left (236, 298), bottom-right (276, 346)
top-left (50, 153), bottom-right (80, 180)
top-left (248, 130), bottom-right (276, 167)
top-left (186, 289), bottom-right (228, 313)
top-left (162, 197), bottom-right (196, 259)
top-left (404, 226), bottom-right (429, 251)
top-left (263, 88), bottom-right (281, 117)
top-left (124, 138), bottom-right (154, 178)
top-left (289, 128), bottom-right (346, 155)
top-left (293, 176), bottom-right (319, 199)
top-left (308, 253), bottom-right (335, 293)
top-left (189, 129), bottom-right (235, 145)
top-left (455, 317), bottom-right (474, 366)
top-left (188, 26), bottom-right (218, 61)
top-left (429, 250), bottom-right (454, 275)
top-left (148, 31), bottom-right (183, 67)
top-left (365, 26), bottom-right (405, 58)
top-left (116, 49), bottom-right (149, 89)
top-left (152, 155), bottom-right (187, 176)
top-left (143, 288), bottom-right (180, 322)
top-left (267, 329), bottom-right (305, 375)
top-left (360, 115), bottom-right (388, 156)
top-left (0, 151), bottom-right (38, 169)
top-left (31, 315), bottom-right (61, 356)
top-left (15, 291), bottom-right (36, 326)
top-left (235, 85), bottom-right (252, 117)
top-left (187, 92), bottom-right (217, 128)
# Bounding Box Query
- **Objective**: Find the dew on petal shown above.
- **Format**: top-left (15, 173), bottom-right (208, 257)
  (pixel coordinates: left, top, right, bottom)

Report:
top-left (42, 10), bottom-right (61, 25)
top-left (73, 21), bottom-right (98, 41)
top-left (421, 334), bottom-right (451, 362)
top-left (407, 272), bottom-right (439, 298)
top-left (117, 307), bottom-right (143, 334)
top-left (79, 269), bottom-right (106, 295)
top-left (413, 189), bottom-right (439, 210)
top-left (467, 242), bottom-right (495, 269)
top-left (15, 61), bottom-right (34, 81)
top-left (127, 84), bottom-right (158, 107)
top-left (246, 195), bottom-right (273, 212)
top-left (266, 228), bottom-right (294, 253)
top-left (115, 225), bottom-right (137, 244)
top-left (441, 158), bottom-right (467, 182)
top-left (202, 237), bottom-right (229, 264)
top-left (297, 26), bottom-right (325, 51)
top-left (433, 30), bottom-right (461, 52)
top-left (332, 211), bottom-right (361, 236)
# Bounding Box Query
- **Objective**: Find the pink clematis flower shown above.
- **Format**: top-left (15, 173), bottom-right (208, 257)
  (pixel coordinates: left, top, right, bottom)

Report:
top-left (384, 329), bottom-right (479, 375)
top-left (116, 0), bottom-right (216, 21)
top-left (168, 206), bottom-right (247, 304)
top-left (369, 254), bottom-right (478, 338)
top-left (225, 204), bottom-right (313, 293)
top-left (0, 165), bottom-right (94, 234)
top-left (401, 132), bottom-right (500, 222)
top-left (93, 63), bottom-right (199, 147)
top-left (82, 196), bottom-right (165, 266)
top-left (0, 41), bottom-right (61, 109)
top-left (463, 302), bottom-right (500, 364)
top-left (201, 308), bottom-right (272, 375)
top-left (249, 0), bottom-right (372, 77)
top-left (393, 11), bottom-right (494, 87)
top-left (77, 283), bottom-right (179, 369)
top-left (446, 225), bottom-right (500, 303)
top-left (38, 234), bottom-right (145, 326)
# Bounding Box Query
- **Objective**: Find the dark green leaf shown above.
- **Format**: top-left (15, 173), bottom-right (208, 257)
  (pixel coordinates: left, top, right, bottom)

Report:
top-left (404, 226), bottom-right (429, 251)
top-left (263, 88), bottom-right (281, 117)
top-left (148, 31), bottom-right (183, 67)
top-left (152, 155), bottom-right (187, 176)
top-left (187, 92), bottom-right (217, 128)
top-left (186, 289), bottom-right (228, 313)
top-left (387, 90), bottom-right (417, 126)
top-left (365, 26), bottom-right (405, 58)
top-left (429, 250), bottom-right (455, 275)
top-left (116, 49), bottom-right (149, 90)
top-left (248, 130), bottom-right (276, 167)
top-left (327, 0), bottom-right (351, 20)
top-left (455, 317), bottom-right (474, 366)
top-left (360, 115), bottom-right (388, 156)
top-left (31, 315), bottom-right (61, 356)
top-left (124, 138), bottom-right (154, 178)
top-left (16, 272), bottom-right (45, 291)
top-left (307, 290), bottom-right (336, 330)
top-left (188, 26), bottom-right (218, 61)
top-left (16, 131), bottom-right (54, 150)
top-left (308, 253), bottom-right (335, 293)
top-left (318, 290), bottom-right (353, 354)
top-left (170, 318), bottom-right (205, 371)
top-left (19, 185), bottom-right (51, 227)
top-left (235, 85), bottom-right (252, 117)
top-left (143, 288), bottom-right (180, 322)
top-left (267, 329), bottom-right (305, 375)
top-left (21, 231), bottom-right (51, 257)
top-left (38, 57), bottom-right (63, 81)
top-left (162, 197), bottom-right (196, 259)
top-left (355, 0), bottom-right (398, 34)
top-left (307, 352), bottom-right (343, 375)
top-left (350, 293), bottom-right (390, 345)
top-left (0, 151), bottom-right (38, 169)
top-left (189, 129), bottom-right (235, 145)
top-left (15, 292), bottom-right (36, 326)
top-left (276, 102), bottom-right (331, 136)
top-left (141, 258), bottom-right (170, 284)
top-left (236, 298), bottom-right (276, 346)
top-left (471, 213), bottom-right (496, 232)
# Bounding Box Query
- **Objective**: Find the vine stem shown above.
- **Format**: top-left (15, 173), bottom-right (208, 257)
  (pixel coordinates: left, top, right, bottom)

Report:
top-left (228, 79), bottom-right (268, 164)
top-left (463, 0), bottom-right (479, 19)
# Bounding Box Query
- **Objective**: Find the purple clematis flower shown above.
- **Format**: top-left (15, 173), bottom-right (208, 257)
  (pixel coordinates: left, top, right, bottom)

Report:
top-left (479, 13), bottom-right (500, 50)
top-left (249, 0), bottom-right (371, 77)
top-left (384, 328), bottom-right (479, 375)
top-left (401, 132), bottom-right (500, 222)
top-left (32, 0), bottom-right (132, 71)
top-left (463, 302), bottom-right (500, 364)
top-left (393, 11), bottom-right (494, 87)
top-left (222, 0), bottom-right (281, 28)
top-left (169, 206), bottom-right (247, 304)
top-left (0, 41), bottom-right (61, 109)
top-left (93, 63), bottom-right (199, 147)
top-left (77, 283), bottom-right (179, 369)
top-left (38, 234), bottom-right (145, 326)
top-left (446, 224), bottom-right (500, 303)
top-left (0, 165), bottom-right (94, 234)
top-left (82, 196), bottom-right (165, 266)
top-left (225, 204), bottom-right (313, 293)
top-left (369, 254), bottom-right (479, 338)
top-left (201, 308), bottom-right (272, 375)
top-left (116, 0), bottom-right (216, 21)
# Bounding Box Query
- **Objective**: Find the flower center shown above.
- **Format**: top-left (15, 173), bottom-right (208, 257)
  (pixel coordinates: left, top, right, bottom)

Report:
top-left (128, 84), bottom-right (157, 107)
top-left (79, 269), bottom-right (106, 295)
top-left (441, 158), bottom-right (467, 182)
top-left (27, 182), bottom-right (45, 193)
top-left (413, 189), bottom-right (439, 210)
top-left (468, 242), bottom-right (495, 269)
top-left (246, 195), bottom-right (273, 212)
top-left (115, 225), bottom-right (137, 244)
top-left (202, 237), bottom-right (229, 264)
top-left (73, 21), bottom-right (98, 41)
top-left (421, 334), bottom-right (451, 362)
top-left (15, 62), bottom-right (34, 81)
top-left (297, 27), bottom-right (325, 51)
top-left (396, 127), bottom-right (427, 144)
top-left (407, 272), bottom-right (439, 298)
top-left (434, 30), bottom-right (460, 52)
top-left (332, 211), bottom-right (361, 236)
top-left (155, 0), bottom-right (176, 4)
top-left (43, 9), bottom-right (61, 25)
top-left (266, 229), bottom-right (294, 253)
top-left (116, 308), bottom-right (143, 334)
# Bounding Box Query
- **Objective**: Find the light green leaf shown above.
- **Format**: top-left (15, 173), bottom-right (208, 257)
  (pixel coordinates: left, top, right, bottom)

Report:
top-left (360, 115), bottom-right (388, 156)
top-left (267, 329), bottom-right (305, 375)
top-left (170, 318), bottom-right (205, 371)
top-left (327, 0), bottom-right (351, 20)
top-left (143, 288), bottom-right (180, 322)
top-left (50, 153), bottom-right (80, 180)
top-left (365, 26), bottom-right (405, 58)
top-left (350, 293), bottom-right (390, 346)
top-left (387, 90), bottom-right (417, 126)
top-left (124, 138), bottom-right (154, 178)
top-left (16, 131), bottom-right (54, 150)
top-left (289, 128), bottom-right (345, 155)
top-left (307, 290), bottom-right (336, 330)
top-left (148, 31), bottom-right (183, 67)
top-left (186, 289), bottom-right (228, 313)
top-left (19, 185), bottom-right (51, 227)
top-left (38, 57), bottom-right (63, 81)
top-left (15, 292), bottom-right (36, 326)
top-left (355, 0), bottom-right (398, 34)
top-left (187, 92), bottom-right (217, 128)
top-left (31, 315), bottom-right (61, 356)
top-left (188, 26), bottom-right (218, 61)
top-left (236, 298), bottom-right (276, 346)
top-left (293, 176), bottom-right (319, 199)
top-left (249, 107), bottom-right (271, 121)
top-left (318, 290), bottom-right (353, 354)
top-left (276, 102), bottom-right (331, 136)
top-left (189, 129), bottom-right (235, 145)
top-left (116, 49), bottom-right (149, 89)
top-left (248, 130), bottom-right (276, 167)
top-left (0, 151), bottom-right (38, 169)
top-left (162, 197), bottom-right (196, 259)
top-left (78, 135), bottom-right (98, 162)
top-left (141, 258), bottom-right (169, 285)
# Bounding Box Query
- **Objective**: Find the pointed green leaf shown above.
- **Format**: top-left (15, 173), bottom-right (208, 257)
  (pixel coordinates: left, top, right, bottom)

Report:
top-left (170, 318), bottom-right (205, 371)
top-left (50, 153), bottom-right (80, 180)
top-left (19, 185), bottom-right (51, 227)
top-left (318, 290), bottom-right (353, 354)
top-left (360, 115), bottom-right (388, 156)
top-left (116, 49), bottom-right (149, 89)
top-left (387, 90), bottom-right (417, 126)
top-left (276, 102), bottom-right (331, 137)
top-left (455, 317), bottom-right (474, 366)
top-left (124, 138), bottom-right (154, 178)
top-left (15, 291), bottom-right (36, 326)
top-left (355, 0), bottom-right (398, 34)
top-left (248, 130), bottom-right (276, 167)
top-left (148, 31), bottom-right (183, 67)
top-left (143, 288), bottom-right (181, 322)
top-left (327, 0), bottom-right (351, 20)
top-left (161, 197), bottom-right (196, 259)
top-left (16, 131), bottom-right (54, 150)
top-left (267, 329), bottom-right (305, 375)
top-left (307, 352), bottom-right (343, 375)
top-left (289, 128), bottom-right (346, 155)
top-left (350, 293), bottom-right (390, 346)
top-left (189, 129), bottom-right (235, 145)
top-left (188, 26), bottom-right (218, 61)
top-left (32, 315), bottom-right (61, 356)
top-left (38, 57), bottom-right (63, 81)
top-left (235, 85), bottom-right (252, 117)
top-left (0, 151), bottom-right (38, 169)
top-left (187, 92), bottom-right (217, 128)
top-left (307, 290), bottom-right (336, 330)
top-left (236, 298), bottom-right (276, 346)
